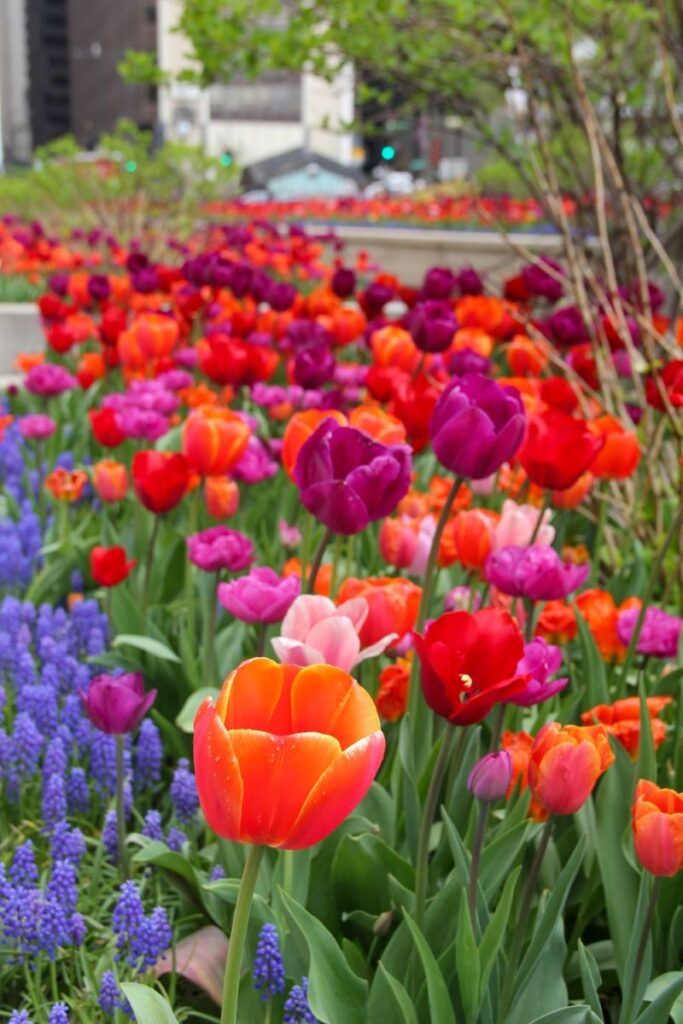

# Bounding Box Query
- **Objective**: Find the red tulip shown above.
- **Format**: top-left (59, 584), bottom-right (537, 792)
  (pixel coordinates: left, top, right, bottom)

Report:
top-left (632, 779), bottom-right (683, 877)
top-left (528, 722), bottom-right (615, 815)
top-left (89, 408), bottom-right (126, 448)
top-left (132, 450), bottom-right (190, 515)
top-left (90, 545), bottom-right (136, 587)
top-left (519, 409), bottom-right (604, 491)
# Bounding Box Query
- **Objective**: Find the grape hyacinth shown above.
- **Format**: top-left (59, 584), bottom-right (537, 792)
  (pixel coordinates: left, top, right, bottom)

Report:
top-left (253, 923), bottom-right (286, 1000)
top-left (169, 757), bottom-right (199, 822)
top-left (48, 1005), bottom-right (70, 1024)
top-left (284, 978), bottom-right (318, 1023)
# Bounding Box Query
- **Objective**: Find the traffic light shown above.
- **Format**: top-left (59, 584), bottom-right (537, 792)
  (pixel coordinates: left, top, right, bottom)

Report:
top-left (124, 160), bottom-right (137, 173)
top-left (220, 152), bottom-right (234, 167)
top-left (380, 144), bottom-right (396, 161)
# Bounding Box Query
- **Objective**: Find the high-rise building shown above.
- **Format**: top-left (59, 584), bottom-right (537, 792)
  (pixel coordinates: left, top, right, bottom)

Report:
top-left (25, 0), bottom-right (71, 146)
top-left (0, 0), bottom-right (33, 162)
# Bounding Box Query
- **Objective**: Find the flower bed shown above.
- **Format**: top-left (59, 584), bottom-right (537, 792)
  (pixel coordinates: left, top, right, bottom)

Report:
top-left (0, 217), bottom-right (682, 1024)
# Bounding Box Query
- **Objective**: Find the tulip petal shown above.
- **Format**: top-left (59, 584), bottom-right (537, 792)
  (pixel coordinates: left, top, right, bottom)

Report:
top-left (193, 699), bottom-right (243, 841)
top-left (353, 632), bottom-right (398, 666)
top-left (228, 729), bottom-right (342, 846)
top-left (271, 637), bottom-right (325, 667)
top-left (291, 664), bottom-right (381, 748)
top-left (530, 739), bottom-right (600, 815)
top-left (305, 616), bottom-right (362, 673)
top-left (222, 658), bottom-right (288, 732)
top-left (335, 597), bottom-right (369, 633)
top-left (280, 595), bottom-right (337, 641)
top-left (282, 731), bottom-right (386, 849)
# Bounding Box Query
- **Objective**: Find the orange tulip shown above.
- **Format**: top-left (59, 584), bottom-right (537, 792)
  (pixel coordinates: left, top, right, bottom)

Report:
top-left (581, 697), bottom-right (671, 757)
top-left (506, 333), bottom-right (549, 376)
top-left (632, 780), bottom-right (683, 877)
top-left (193, 659), bottom-right (385, 848)
top-left (281, 409), bottom-right (347, 479)
top-left (376, 657), bottom-right (411, 722)
top-left (348, 404), bottom-right (407, 445)
top-left (528, 722), bottom-right (615, 816)
top-left (551, 472), bottom-right (593, 508)
top-left (45, 468), bottom-right (88, 503)
top-left (371, 324), bottom-right (420, 373)
top-left (456, 295), bottom-right (505, 334)
top-left (450, 327), bottom-right (493, 359)
top-left (119, 312), bottom-right (179, 364)
top-left (282, 558), bottom-right (332, 597)
top-left (204, 476), bottom-right (240, 519)
top-left (182, 406), bottom-right (250, 477)
top-left (588, 415), bottom-right (641, 479)
top-left (337, 576), bottom-right (421, 647)
top-left (574, 588), bottom-right (625, 661)
top-left (502, 729), bottom-right (533, 796)
top-left (535, 600), bottom-right (577, 644)
top-left (439, 508), bottom-right (497, 569)
top-left (92, 460), bottom-right (128, 503)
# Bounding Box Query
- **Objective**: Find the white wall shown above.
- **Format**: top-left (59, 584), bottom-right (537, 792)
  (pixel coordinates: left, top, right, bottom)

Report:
top-left (304, 65), bottom-right (354, 165)
top-left (0, 0), bottom-right (31, 163)
top-left (205, 120), bottom-right (304, 164)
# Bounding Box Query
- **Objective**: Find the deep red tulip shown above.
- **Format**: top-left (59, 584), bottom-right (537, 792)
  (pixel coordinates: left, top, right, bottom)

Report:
top-left (132, 450), bottom-right (190, 515)
top-left (90, 546), bottom-right (136, 588)
top-left (519, 409), bottom-right (604, 491)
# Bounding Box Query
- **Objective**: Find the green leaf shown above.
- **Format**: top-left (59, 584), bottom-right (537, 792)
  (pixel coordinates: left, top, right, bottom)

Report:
top-left (637, 973), bottom-right (683, 1024)
top-left (402, 912), bottom-right (456, 1024)
top-left (528, 1009), bottom-right (602, 1024)
top-left (112, 633), bottom-right (181, 663)
top-left (455, 890), bottom-right (480, 1023)
top-left (479, 866), bottom-right (520, 1002)
top-left (120, 983), bottom-right (180, 1024)
top-left (574, 610), bottom-right (609, 706)
top-left (619, 873), bottom-right (654, 1023)
top-left (175, 688), bottom-right (219, 733)
top-left (636, 683), bottom-right (657, 782)
top-left (577, 940), bottom-right (605, 1022)
top-left (279, 889), bottom-right (368, 1024)
top-left (368, 962), bottom-right (419, 1024)
top-left (514, 835), bottom-right (586, 999)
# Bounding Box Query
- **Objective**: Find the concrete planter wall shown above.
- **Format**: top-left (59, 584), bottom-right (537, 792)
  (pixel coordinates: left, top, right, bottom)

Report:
top-left (0, 302), bottom-right (43, 377)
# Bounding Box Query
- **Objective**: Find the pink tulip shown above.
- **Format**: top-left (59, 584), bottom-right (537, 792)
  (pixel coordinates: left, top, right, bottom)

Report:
top-left (407, 516), bottom-right (436, 576)
top-left (493, 499), bottom-right (554, 551)
top-left (271, 594), bottom-right (396, 672)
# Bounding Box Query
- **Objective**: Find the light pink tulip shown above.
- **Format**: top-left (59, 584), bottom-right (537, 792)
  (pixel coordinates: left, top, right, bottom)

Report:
top-left (271, 594), bottom-right (396, 672)
top-left (493, 499), bottom-right (554, 551)
top-left (407, 515), bottom-right (436, 577)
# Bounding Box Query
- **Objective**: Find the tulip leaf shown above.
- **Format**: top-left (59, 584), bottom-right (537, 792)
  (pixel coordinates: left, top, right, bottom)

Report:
top-left (577, 940), bottom-right (605, 1022)
top-left (175, 688), bottom-right (219, 733)
top-left (574, 609), bottom-right (609, 706)
top-left (528, 1009), bottom-right (603, 1024)
top-left (639, 973), bottom-right (683, 1024)
top-left (120, 983), bottom-right (180, 1024)
top-left (455, 889), bottom-right (480, 1023)
top-left (513, 835), bottom-right (586, 1001)
top-left (402, 911), bottom-right (456, 1024)
top-left (480, 818), bottom-right (529, 900)
top-left (367, 962), bottom-right (419, 1024)
top-left (112, 633), bottom-right (181, 663)
top-left (619, 872), bottom-right (654, 1024)
top-left (636, 683), bottom-right (657, 782)
top-left (279, 889), bottom-right (368, 1024)
top-left (479, 865), bottom-right (521, 1003)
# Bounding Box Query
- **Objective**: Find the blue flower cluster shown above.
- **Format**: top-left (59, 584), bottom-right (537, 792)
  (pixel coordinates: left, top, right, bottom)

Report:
top-left (253, 922), bottom-right (286, 999)
top-left (284, 977), bottom-right (317, 1023)
top-left (0, 421), bottom-right (43, 588)
top-left (112, 880), bottom-right (173, 970)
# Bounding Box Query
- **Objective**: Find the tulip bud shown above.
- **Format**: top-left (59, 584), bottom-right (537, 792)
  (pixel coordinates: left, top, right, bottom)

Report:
top-left (467, 751), bottom-right (512, 803)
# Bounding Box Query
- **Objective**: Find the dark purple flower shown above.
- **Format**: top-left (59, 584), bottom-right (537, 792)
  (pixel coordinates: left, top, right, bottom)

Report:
top-left (485, 545), bottom-right (589, 601)
top-left (218, 567), bottom-right (300, 624)
top-left (543, 305), bottom-right (587, 347)
top-left (331, 266), bottom-right (356, 299)
top-left (507, 637), bottom-right (568, 706)
top-left (422, 266), bottom-right (455, 300)
top-left (87, 274), bottom-right (111, 303)
top-left (268, 282), bottom-right (297, 311)
top-left (616, 606), bottom-right (683, 659)
top-left (294, 344), bottom-right (336, 389)
top-left (522, 258), bottom-right (565, 302)
top-left (48, 273), bottom-right (69, 297)
top-left (294, 420), bottom-right (412, 535)
top-left (429, 373), bottom-right (525, 479)
top-left (447, 348), bottom-right (491, 376)
top-left (362, 281), bottom-right (394, 317)
top-left (187, 526), bottom-right (254, 573)
top-left (407, 300), bottom-right (457, 353)
top-left (132, 266), bottom-right (160, 293)
top-left (456, 267), bottom-right (484, 296)
top-left (80, 673), bottom-right (156, 735)
top-left (467, 751), bottom-right (512, 802)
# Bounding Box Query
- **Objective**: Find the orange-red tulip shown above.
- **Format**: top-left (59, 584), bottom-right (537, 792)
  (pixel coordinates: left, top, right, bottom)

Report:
top-left (439, 508), bottom-right (497, 570)
top-left (348, 404), bottom-right (407, 446)
top-left (535, 600), bottom-right (577, 644)
top-left (204, 476), bottom-right (240, 519)
top-left (281, 409), bottom-right (347, 479)
top-left (371, 324), bottom-right (420, 373)
top-left (632, 780), bottom-right (683, 877)
top-left (581, 697), bottom-right (671, 757)
top-left (588, 415), bottom-right (641, 479)
top-left (379, 516), bottom-right (419, 569)
top-left (574, 588), bottom-right (625, 661)
top-left (45, 468), bottom-right (88, 503)
top-left (92, 460), bottom-right (128, 503)
top-left (528, 722), bottom-right (615, 816)
top-left (182, 406), bottom-right (250, 477)
top-left (375, 657), bottom-right (411, 722)
top-left (337, 576), bottom-right (421, 647)
top-left (193, 659), bottom-right (385, 848)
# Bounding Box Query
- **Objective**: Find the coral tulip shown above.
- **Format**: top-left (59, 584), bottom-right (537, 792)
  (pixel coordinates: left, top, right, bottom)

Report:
top-left (193, 659), bottom-right (385, 848)
top-left (439, 508), bottom-right (497, 570)
top-left (588, 415), bottom-right (640, 479)
top-left (182, 406), bottom-right (250, 477)
top-left (92, 460), bottom-right (128, 503)
top-left (204, 476), bottom-right (240, 519)
top-left (336, 576), bottom-right (421, 647)
top-left (528, 722), bottom-right (615, 816)
top-left (632, 780), bottom-right (683, 877)
top-left (582, 697), bottom-right (671, 757)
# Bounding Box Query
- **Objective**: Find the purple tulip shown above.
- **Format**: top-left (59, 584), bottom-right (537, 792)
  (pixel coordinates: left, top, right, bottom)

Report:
top-left (447, 348), bottom-right (491, 377)
top-left (132, 266), bottom-right (160, 293)
top-left (467, 751), bottom-right (512, 803)
top-left (18, 414), bottom-right (56, 440)
top-left (294, 420), bottom-right (412, 535)
top-left (331, 266), bottom-right (357, 299)
top-left (362, 281), bottom-right (394, 317)
top-left (87, 274), bottom-right (111, 303)
top-left (294, 344), bottom-right (336, 389)
top-left (24, 364), bottom-right (78, 397)
top-left (268, 282), bottom-right (297, 312)
top-left (407, 301), bottom-right (457, 353)
top-left (422, 266), bottom-right (455, 300)
top-left (187, 527), bottom-right (254, 573)
top-left (543, 305), bottom-right (587, 347)
top-left (232, 438), bottom-right (279, 484)
top-left (522, 258), bottom-right (565, 302)
top-left (485, 545), bottom-right (590, 601)
top-left (507, 637), bottom-right (568, 707)
top-left (80, 673), bottom-right (156, 735)
top-left (456, 267), bottom-right (484, 296)
top-left (48, 273), bottom-right (69, 296)
top-left (617, 606), bottom-right (683, 659)
top-left (218, 567), bottom-right (301, 624)
top-left (429, 373), bottom-right (525, 479)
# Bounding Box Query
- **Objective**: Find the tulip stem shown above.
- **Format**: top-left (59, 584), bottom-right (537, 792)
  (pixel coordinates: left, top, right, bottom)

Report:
top-left (203, 571), bottom-right (220, 685)
top-left (256, 621), bottom-right (268, 658)
top-left (141, 515), bottom-right (161, 619)
top-left (527, 491), bottom-right (550, 547)
top-left (621, 875), bottom-right (661, 1023)
top-left (115, 735), bottom-right (129, 880)
top-left (414, 724), bottom-right (459, 930)
top-left (221, 845), bottom-right (265, 1024)
top-left (499, 814), bottom-right (554, 1017)
top-left (306, 527), bottom-right (332, 594)
top-left (468, 803), bottom-right (490, 928)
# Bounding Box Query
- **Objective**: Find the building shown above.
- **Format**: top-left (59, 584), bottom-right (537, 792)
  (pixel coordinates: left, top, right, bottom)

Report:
top-left (0, 0), bottom-right (32, 163)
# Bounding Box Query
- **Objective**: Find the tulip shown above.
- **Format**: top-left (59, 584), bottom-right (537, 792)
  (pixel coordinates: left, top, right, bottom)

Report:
top-left (617, 605), bottom-right (683, 659)
top-left (92, 460), bottom-right (128, 504)
top-left (330, 266), bottom-right (356, 298)
top-left (632, 780), bottom-right (683, 877)
top-left (281, 408), bottom-right (348, 479)
top-left (645, 360), bottom-right (683, 411)
top-left (521, 257), bottom-right (565, 301)
top-left (218, 567), bottom-right (300, 624)
top-left (193, 658), bottom-right (385, 848)
top-left (508, 638), bottom-right (568, 706)
top-left (89, 407), bottom-right (126, 448)
top-left (519, 409), bottom-right (604, 491)
top-left (379, 516), bottom-right (419, 569)
top-left (24, 363), bottom-right (77, 397)
top-left (413, 608), bottom-right (528, 726)
top-left (467, 751), bottom-right (513, 803)
top-left (80, 672), bottom-right (156, 735)
top-left (348, 404), bottom-right (407, 446)
top-left (376, 657), bottom-right (411, 722)
top-left (204, 476), bottom-right (240, 519)
top-left (535, 600), bottom-right (577, 644)
top-left (429, 373), bottom-right (525, 479)
top-left (132, 450), bottom-right (190, 515)
top-left (528, 722), bottom-right (615, 816)
top-left (294, 344), bottom-right (336, 389)
top-left (493, 499), bottom-right (554, 551)
top-left (271, 594), bottom-right (396, 672)
top-left (336, 576), bottom-right (421, 647)
top-left (588, 415), bottom-right (640, 479)
top-left (90, 545), bottom-right (136, 588)
top-left (439, 508), bottom-right (497, 570)
top-left (18, 414), bottom-right (56, 440)
top-left (294, 421), bottom-right (412, 536)
top-left (187, 526), bottom-right (254, 573)
top-left (183, 406), bottom-right (251, 477)
top-left (45, 468), bottom-right (88, 503)
top-left (582, 697), bottom-right (671, 757)
top-left (575, 588), bottom-right (625, 661)
top-left (485, 545), bottom-right (590, 601)
top-left (407, 300), bottom-right (457, 353)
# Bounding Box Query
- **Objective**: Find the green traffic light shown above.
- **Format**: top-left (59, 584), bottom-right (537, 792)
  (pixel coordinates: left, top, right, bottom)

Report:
top-left (220, 153), bottom-right (233, 167)
top-left (381, 145), bottom-right (396, 161)
top-left (124, 160), bottom-right (137, 173)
